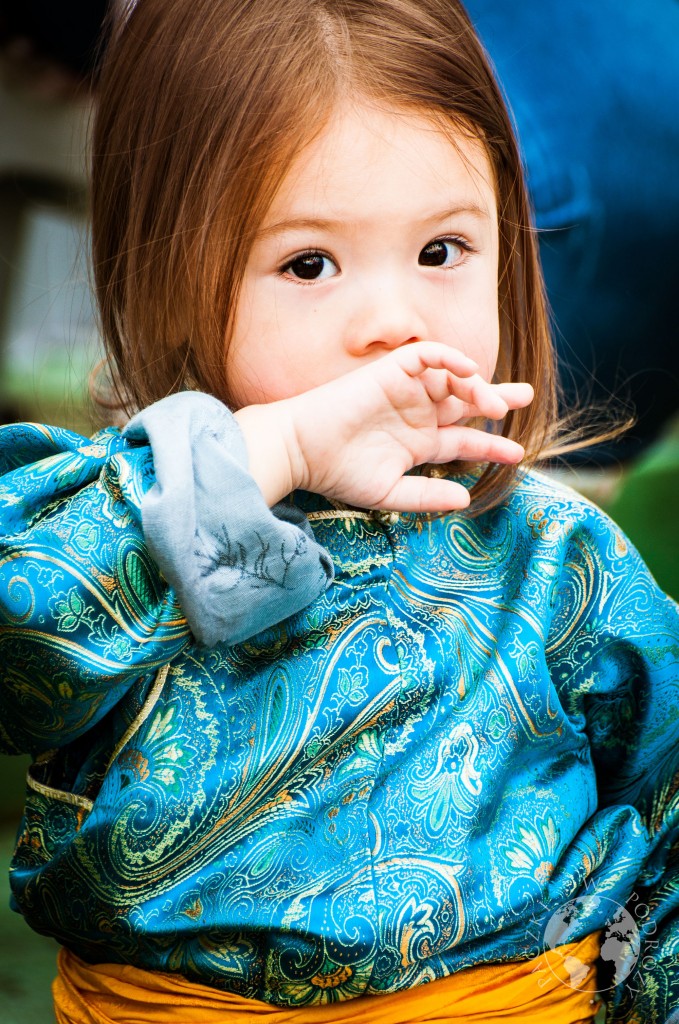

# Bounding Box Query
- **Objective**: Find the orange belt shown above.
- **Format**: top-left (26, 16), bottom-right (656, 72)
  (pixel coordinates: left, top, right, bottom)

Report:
top-left (54, 933), bottom-right (602, 1024)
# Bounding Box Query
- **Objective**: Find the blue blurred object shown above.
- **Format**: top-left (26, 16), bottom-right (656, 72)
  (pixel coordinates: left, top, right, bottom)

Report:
top-left (465, 0), bottom-right (679, 462)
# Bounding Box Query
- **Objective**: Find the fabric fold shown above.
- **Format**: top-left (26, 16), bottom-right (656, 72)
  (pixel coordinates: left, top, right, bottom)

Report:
top-left (54, 934), bottom-right (602, 1024)
top-left (124, 392), bottom-right (334, 647)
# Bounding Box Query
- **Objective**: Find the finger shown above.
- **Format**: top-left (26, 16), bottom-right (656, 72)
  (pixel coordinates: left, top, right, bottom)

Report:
top-left (394, 341), bottom-right (479, 379)
top-left (495, 382), bottom-right (534, 410)
top-left (435, 391), bottom-right (508, 426)
top-left (437, 377), bottom-right (534, 422)
top-left (433, 425), bottom-right (525, 464)
top-left (435, 374), bottom-right (509, 420)
top-left (424, 372), bottom-right (527, 418)
top-left (436, 394), bottom-right (469, 425)
top-left (380, 475), bottom-right (471, 512)
top-left (419, 367), bottom-right (460, 404)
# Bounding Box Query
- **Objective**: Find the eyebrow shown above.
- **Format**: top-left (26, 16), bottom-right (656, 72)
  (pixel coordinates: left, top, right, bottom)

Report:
top-left (256, 203), bottom-right (490, 240)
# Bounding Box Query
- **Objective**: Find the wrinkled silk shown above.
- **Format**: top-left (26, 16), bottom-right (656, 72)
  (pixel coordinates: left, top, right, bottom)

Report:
top-left (54, 935), bottom-right (602, 1024)
top-left (2, 417), bottom-right (679, 1024)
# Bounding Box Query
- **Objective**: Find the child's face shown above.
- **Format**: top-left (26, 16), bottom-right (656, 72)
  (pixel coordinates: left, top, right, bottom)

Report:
top-left (226, 101), bottom-right (500, 407)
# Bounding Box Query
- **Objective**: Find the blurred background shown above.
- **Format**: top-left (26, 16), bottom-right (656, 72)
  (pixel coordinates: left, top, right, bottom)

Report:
top-left (0, 1), bottom-right (103, 435)
top-left (0, 4), bottom-right (106, 1018)
top-left (0, 1), bottom-right (677, 1020)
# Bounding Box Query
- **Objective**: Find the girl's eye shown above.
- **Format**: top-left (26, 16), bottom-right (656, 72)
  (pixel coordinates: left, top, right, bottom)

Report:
top-left (418, 238), bottom-right (469, 268)
top-left (281, 252), bottom-right (339, 282)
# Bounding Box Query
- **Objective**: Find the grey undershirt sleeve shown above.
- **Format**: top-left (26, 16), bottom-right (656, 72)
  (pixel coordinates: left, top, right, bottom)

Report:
top-left (123, 392), bottom-right (334, 648)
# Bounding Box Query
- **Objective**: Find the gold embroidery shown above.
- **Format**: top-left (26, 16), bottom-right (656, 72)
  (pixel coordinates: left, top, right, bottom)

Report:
top-left (306, 509), bottom-right (373, 522)
top-left (26, 774), bottom-right (94, 812)
top-left (105, 663), bottom-right (171, 772)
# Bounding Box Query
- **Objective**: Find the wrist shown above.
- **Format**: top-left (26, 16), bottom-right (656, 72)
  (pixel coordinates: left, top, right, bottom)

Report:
top-left (233, 403), bottom-right (306, 505)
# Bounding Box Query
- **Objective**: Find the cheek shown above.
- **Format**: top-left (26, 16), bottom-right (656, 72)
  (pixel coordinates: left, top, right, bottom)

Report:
top-left (225, 279), bottom-right (287, 400)
top-left (225, 304), bottom-right (329, 406)
top-left (476, 304), bottom-right (501, 381)
top-left (440, 278), bottom-right (500, 380)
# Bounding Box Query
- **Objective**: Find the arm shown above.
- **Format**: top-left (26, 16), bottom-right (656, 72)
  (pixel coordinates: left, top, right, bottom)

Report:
top-left (546, 503), bottom-right (679, 1022)
top-left (0, 343), bottom-right (531, 755)
top-left (0, 396), bottom-right (334, 754)
top-left (123, 393), bottom-right (334, 649)
top-left (234, 340), bottom-right (533, 510)
top-left (132, 343), bottom-right (532, 645)
top-left (0, 422), bottom-right (190, 755)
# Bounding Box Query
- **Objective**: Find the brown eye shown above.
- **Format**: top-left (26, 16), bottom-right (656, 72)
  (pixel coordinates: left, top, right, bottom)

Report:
top-left (283, 252), bottom-right (339, 281)
top-left (418, 239), bottom-right (465, 267)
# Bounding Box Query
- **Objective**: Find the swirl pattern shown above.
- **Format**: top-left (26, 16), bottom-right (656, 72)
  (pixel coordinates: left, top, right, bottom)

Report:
top-left (1, 427), bottom-right (678, 1021)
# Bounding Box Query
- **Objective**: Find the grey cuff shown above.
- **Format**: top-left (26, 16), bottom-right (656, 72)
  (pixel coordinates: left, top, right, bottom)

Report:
top-left (124, 393), bottom-right (334, 647)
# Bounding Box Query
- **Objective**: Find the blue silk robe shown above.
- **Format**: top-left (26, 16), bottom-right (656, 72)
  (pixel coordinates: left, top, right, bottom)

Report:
top-left (0, 397), bottom-right (677, 1022)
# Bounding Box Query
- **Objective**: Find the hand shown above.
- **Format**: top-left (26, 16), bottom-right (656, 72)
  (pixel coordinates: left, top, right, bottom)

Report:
top-left (234, 342), bottom-right (533, 512)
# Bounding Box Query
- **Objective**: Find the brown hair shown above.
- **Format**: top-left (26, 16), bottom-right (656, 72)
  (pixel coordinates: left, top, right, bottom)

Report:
top-left (92, 0), bottom-right (559, 511)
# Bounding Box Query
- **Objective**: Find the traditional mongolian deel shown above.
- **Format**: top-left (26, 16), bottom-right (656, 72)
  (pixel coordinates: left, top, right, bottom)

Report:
top-left (0, 399), bottom-right (678, 1023)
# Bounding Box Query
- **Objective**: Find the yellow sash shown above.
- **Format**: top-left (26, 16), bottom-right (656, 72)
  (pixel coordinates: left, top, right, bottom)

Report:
top-left (54, 933), bottom-right (602, 1024)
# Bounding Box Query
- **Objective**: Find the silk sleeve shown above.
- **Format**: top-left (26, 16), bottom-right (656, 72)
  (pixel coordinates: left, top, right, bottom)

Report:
top-left (546, 503), bottom-right (679, 1022)
top-left (0, 394), bottom-right (333, 757)
top-left (0, 420), bottom-right (191, 756)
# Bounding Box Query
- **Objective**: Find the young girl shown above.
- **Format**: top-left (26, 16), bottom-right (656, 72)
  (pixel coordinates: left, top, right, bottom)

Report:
top-left (1, 1), bottom-right (677, 1022)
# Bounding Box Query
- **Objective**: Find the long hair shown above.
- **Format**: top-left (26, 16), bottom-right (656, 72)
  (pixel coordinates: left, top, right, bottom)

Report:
top-left (92, 0), bottom-right (558, 511)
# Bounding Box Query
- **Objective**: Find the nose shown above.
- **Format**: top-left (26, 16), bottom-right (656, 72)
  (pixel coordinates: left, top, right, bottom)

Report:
top-left (343, 271), bottom-right (428, 356)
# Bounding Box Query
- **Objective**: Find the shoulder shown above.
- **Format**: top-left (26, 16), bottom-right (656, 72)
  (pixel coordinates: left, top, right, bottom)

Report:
top-left (500, 469), bottom-right (627, 551)
top-left (0, 422), bottom-right (154, 533)
top-left (480, 469), bottom-right (656, 606)
top-left (507, 471), bottom-right (678, 651)
top-left (0, 421), bottom-right (124, 471)
top-left (505, 468), bottom-right (607, 517)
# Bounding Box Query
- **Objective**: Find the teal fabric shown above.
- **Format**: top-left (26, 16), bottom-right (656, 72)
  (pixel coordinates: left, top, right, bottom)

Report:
top-left (0, 410), bottom-right (678, 1021)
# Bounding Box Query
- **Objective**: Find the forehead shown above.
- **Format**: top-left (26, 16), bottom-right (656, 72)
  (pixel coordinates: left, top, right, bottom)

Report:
top-left (261, 101), bottom-right (497, 232)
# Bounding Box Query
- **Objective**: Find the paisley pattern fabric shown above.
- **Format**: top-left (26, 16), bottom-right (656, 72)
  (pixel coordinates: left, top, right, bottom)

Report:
top-left (1, 416), bottom-right (678, 1023)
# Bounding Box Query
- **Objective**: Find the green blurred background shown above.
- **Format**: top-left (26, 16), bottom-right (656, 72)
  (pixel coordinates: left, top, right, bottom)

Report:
top-left (0, 57), bottom-right (95, 1023)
